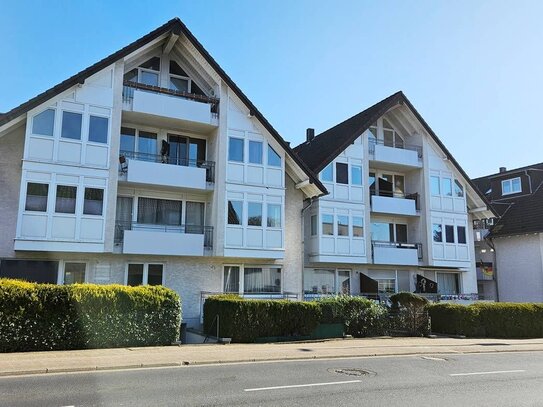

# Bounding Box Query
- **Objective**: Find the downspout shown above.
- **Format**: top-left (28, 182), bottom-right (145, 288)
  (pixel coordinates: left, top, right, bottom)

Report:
top-left (300, 197), bottom-right (315, 301)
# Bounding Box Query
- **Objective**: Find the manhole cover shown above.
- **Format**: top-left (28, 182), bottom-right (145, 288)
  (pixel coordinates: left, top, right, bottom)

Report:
top-left (328, 368), bottom-right (376, 377)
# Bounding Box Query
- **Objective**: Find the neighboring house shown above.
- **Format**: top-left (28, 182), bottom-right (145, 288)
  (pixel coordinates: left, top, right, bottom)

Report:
top-left (472, 163), bottom-right (543, 302)
top-left (294, 92), bottom-right (494, 299)
top-left (0, 18), bottom-right (326, 326)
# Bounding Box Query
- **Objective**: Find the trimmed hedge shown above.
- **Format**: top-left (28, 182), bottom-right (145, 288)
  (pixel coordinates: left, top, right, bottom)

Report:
top-left (0, 279), bottom-right (181, 352)
top-left (203, 295), bottom-right (321, 342)
top-left (428, 302), bottom-right (543, 338)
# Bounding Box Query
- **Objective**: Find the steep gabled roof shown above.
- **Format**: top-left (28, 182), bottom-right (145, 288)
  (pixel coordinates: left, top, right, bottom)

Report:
top-left (472, 162), bottom-right (543, 237)
top-left (0, 17), bottom-right (326, 196)
top-left (294, 91), bottom-right (494, 214)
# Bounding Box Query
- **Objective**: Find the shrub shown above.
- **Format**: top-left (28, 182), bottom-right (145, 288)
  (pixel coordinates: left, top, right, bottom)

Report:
top-left (203, 295), bottom-right (320, 342)
top-left (428, 302), bottom-right (543, 338)
top-left (0, 279), bottom-right (181, 352)
top-left (389, 292), bottom-right (430, 336)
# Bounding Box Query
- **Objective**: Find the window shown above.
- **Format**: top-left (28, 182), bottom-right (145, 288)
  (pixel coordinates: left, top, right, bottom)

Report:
top-left (55, 185), bottom-right (77, 214)
top-left (137, 198), bottom-right (182, 225)
top-left (321, 163), bottom-right (333, 182)
top-left (248, 202), bottom-right (262, 226)
top-left (228, 137), bottom-right (244, 162)
top-left (244, 267), bottom-right (281, 293)
top-left (248, 140), bottom-right (263, 164)
top-left (430, 176), bottom-right (440, 195)
top-left (336, 163), bottom-right (348, 184)
top-left (268, 145), bottom-right (281, 167)
top-left (338, 270), bottom-right (350, 295)
top-left (138, 131), bottom-right (157, 158)
top-left (437, 273), bottom-right (459, 294)
top-left (147, 264), bottom-right (163, 286)
top-left (371, 222), bottom-right (392, 242)
top-left (267, 204), bottom-right (281, 228)
top-left (88, 116), bottom-right (109, 144)
top-left (351, 165), bottom-right (362, 185)
top-left (127, 264), bottom-right (144, 286)
top-left (32, 109), bottom-right (55, 136)
top-left (83, 188), bottom-right (103, 216)
top-left (223, 266), bottom-right (240, 292)
top-left (445, 225), bottom-right (454, 243)
top-left (383, 119), bottom-right (404, 148)
top-left (63, 263), bottom-right (86, 284)
top-left (185, 201), bottom-right (205, 234)
top-left (352, 217), bottom-right (364, 237)
top-left (377, 279), bottom-right (396, 294)
top-left (310, 215), bottom-right (317, 236)
top-left (61, 111), bottom-right (82, 140)
top-left (454, 180), bottom-right (464, 197)
top-left (433, 223), bottom-right (443, 242)
top-left (126, 263), bottom-right (163, 286)
top-left (322, 214), bottom-right (334, 235)
top-left (395, 224), bottom-right (407, 243)
top-left (442, 178), bottom-right (452, 196)
top-left (457, 226), bottom-right (467, 244)
top-left (25, 183), bottom-right (48, 212)
top-left (170, 76), bottom-right (189, 92)
top-left (120, 127), bottom-right (136, 152)
top-left (138, 58), bottom-right (160, 87)
top-left (502, 177), bottom-right (521, 195)
top-left (304, 269), bottom-right (335, 294)
top-left (228, 201), bottom-right (243, 225)
top-left (337, 215), bottom-right (349, 236)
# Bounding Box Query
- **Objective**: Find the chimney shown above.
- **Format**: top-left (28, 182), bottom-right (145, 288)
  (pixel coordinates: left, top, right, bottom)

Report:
top-left (499, 167), bottom-right (507, 173)
top-left (306, 128), bottom-right (315, 142)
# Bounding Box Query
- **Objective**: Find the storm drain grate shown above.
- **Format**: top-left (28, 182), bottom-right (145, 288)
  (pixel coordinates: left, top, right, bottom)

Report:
top-left (328, 368), bottom-right (376, 377)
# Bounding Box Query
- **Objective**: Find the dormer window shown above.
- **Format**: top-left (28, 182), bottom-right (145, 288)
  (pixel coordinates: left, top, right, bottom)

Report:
top-left (501, 177), bottom-right (521, 195)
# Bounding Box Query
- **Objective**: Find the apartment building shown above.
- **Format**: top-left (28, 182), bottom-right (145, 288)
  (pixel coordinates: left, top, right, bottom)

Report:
top-left (472, 163), bottom-right (543, 302)
top-left (0, 18), bottom-right (326, 326)
top-left (294, 92), bottom-right (494, 299)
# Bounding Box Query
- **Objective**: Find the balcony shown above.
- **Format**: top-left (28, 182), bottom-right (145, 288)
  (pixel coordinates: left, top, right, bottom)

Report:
top-left (371, 192), bottom-right (419, 216)
top-left (369, 139), bottom-right (422, 169)
top-left (122, 81), bottom-right (219, 131)
top-left (119, 151), bottom-right (214, 190)
top-left (115, 222), bottom-right (212, 256)
top-left (372, 241), bottom-right (422, 266)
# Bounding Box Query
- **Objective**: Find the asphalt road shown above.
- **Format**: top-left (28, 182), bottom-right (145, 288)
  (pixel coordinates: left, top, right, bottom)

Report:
top-left (0, 351), bottom-right (541, 406)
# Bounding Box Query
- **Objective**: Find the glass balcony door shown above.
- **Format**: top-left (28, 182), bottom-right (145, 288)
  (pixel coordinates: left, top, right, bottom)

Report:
top-left (168, 134), bottom-right (206, 167)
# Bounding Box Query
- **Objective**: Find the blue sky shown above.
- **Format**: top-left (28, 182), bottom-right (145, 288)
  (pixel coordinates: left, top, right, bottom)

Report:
top-left (1, 1), bottom-right (541, 178)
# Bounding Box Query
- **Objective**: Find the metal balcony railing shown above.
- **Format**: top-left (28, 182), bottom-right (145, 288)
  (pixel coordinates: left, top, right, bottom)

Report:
top-left (114, 221), bottom-right (213, 248)
top-left (119, 150), bottom-right (215, 183)
top-left (368, 138), bottom-right (422, 159)
top-left (122, 80), bottom-right (219, 115)
top-left (371, 240), bottom-right (423, 260)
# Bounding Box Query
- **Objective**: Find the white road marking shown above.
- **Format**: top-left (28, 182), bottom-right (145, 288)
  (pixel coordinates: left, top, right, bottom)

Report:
top-left (244, 379), bottom-right (362, 392)
top-left (450, 369), bottom-right (525, 377)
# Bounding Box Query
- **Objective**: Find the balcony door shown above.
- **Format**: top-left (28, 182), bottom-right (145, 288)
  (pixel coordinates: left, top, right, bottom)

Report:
top-left (115, 197), bottom-right (133, 242)
top-left (168, 134), bottom-right (206, 166)
top-left (185, 201), bottom-right (205, 234)
top-left (371, 222), bottom-right (407, 243)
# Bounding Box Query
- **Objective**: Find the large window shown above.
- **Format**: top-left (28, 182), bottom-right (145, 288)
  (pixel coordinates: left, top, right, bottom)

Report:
top-left (63, 262), bottom-right (86, 284)
top-left (120, 127), bottom-right (136, 152)
top-left (430, 176), bottom-right (440, 195)
top-left (127, 263), bottom-right (163, 286)
top-left (437, 273), bottom-right (459, 294)
top-left (351, 165), bottom-right (362, 185)
top-left (185, 201), bottom-right (205, 234)
top-left (244, 267), bottom-right (281, 293)
top-left (223, 266), bottom-right (240, 292)
top-left (322, 214), bottom-right (334, 235)
top-left (83, 188), bottom-right (104, 216)
top-left (454, 180), bottom-right (464, 197)
top-left (55, 185), bottom-right (77, 214)
top-left (138, 131), bottom-right (157, 158)
top-left (61, 111), bottom-right (82, 140)
top-left (383, 118), bottom-right (404, 148)
top-left (442, 178), bottom-right (453, 196)
top-left (137, 198), bottom-right (182, 225)
top-left (228, 200), bottom-right (243, 225)
top-left (371, 222), bottom-right (407, 243)
top-left (267, 145), bottom-right (281, 167)
top-left (25, 182), bottom-right (49, 212)
top-left (267, 204), bottom-right (281, 228)
top-left (304, 269), bottom-right (350, 295)
top-left (377, 278), bottom-right (396, 294)
top-left (32, 109), bottom-right (55, 136)
top-left (502, 177), bottom-right (521, 195)
top-left (336, 163), bottom-right (348, 184)
top-left (88, 116), bottom-right (109, 144)
top-left (249, 140), bottom-right (263, 164)
top-left (247, 202), bottom-right (262, 226)
top-left (228, 137), bottom-right (244, 162)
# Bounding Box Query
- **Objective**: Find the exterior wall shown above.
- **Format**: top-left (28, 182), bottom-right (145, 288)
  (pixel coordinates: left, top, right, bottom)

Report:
top-left (494, 234), bottom-right (543, 302)
top-left (283, 176), bottom-right (304, 294)
top-left (0, 124), bottom-right (25, 258)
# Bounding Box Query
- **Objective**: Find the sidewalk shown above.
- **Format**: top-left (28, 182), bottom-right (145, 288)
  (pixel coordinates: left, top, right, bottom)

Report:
top-left (2, 337), bottom-right (543, 377)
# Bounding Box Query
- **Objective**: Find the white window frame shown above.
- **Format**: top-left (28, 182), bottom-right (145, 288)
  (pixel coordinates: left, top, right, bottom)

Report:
top-left (501, 177), bottom-right (521, 195)
top-left (304, 268), bottom-right (351, 295)
top-left (57, 261), bottom-right (88, 285)
top-left (222, 264), bottom-right (283, 295)
top-left (138, 67), bottom-right (160, 87)
top-left (87, 114), bottom-right (110, 145)
top-left (125, 263), bottom-right (165, 286)
top-left (169, 72), bottom-right (191, 93)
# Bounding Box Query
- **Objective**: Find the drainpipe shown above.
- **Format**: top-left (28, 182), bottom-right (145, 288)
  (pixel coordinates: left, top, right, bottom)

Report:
top-left (300, 197), bottom-right (315, 301)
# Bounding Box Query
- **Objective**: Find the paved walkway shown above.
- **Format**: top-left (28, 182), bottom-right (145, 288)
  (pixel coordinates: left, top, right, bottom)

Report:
top-left (2, 337), bottom-right (543, 377)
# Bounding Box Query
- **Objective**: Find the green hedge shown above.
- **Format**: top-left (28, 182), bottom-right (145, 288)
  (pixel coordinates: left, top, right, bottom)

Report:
top-left (0, 279), bottom-right (181, 352)
top-left (428, 302), bottom-right (543, 338)
top-left (203, 295), bottom-right (321, 342)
